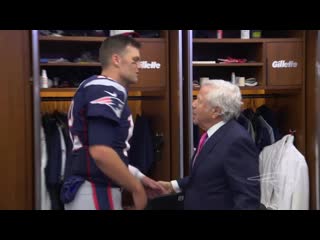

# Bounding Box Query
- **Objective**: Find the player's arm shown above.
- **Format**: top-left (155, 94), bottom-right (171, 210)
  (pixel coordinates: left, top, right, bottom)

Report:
top-left (88, 117), bottom-right (146, 209)
top-left (90, 145), bottom-right (144, 197)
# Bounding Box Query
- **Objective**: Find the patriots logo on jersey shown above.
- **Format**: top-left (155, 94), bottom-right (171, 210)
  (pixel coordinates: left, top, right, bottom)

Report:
top-left (90, 95), bottom-right (124, 118)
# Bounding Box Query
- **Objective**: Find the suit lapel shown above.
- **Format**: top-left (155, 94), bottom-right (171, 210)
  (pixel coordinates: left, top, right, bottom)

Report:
top-left (189, 151), bottom-right (196, 170)
top-left (191, 121), bottom-right (232, 173)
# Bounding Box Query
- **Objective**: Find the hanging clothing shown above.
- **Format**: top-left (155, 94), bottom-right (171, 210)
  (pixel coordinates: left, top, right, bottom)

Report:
top-left (128, 114), bottom-right (155, 174)
top-left (236, 113), bottom-right (255, 142)
top-left (259, 116), bottom-right (275, 145)
top-left (253, 115), bottom-right (273, 152)
top-left (57, 124), bottom-right (66, 181)
top-left (40, 126), bottom-right (51, 210)
top-left (256, 105), bottom-right (282, 141)
top-left (42, 114), bottom-right (64, 210)
top-left (54, 112), bottom-right (73, 180)
top-left (258, 134), bottom-right (309, 210)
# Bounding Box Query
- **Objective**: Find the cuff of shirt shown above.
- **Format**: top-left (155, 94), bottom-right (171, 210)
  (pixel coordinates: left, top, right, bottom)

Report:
top-left (170, 180), bottom-right (181, 193)
top-left (128, 165), bottom-right (145, 180)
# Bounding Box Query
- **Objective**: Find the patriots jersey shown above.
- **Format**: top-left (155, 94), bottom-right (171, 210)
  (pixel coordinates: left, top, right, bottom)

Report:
top-left (68, 75), bottom-right (134, 187)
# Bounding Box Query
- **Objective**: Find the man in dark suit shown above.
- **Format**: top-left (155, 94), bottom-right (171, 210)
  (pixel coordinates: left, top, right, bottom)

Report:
top-left (159, 80), bottom-right (260, 210)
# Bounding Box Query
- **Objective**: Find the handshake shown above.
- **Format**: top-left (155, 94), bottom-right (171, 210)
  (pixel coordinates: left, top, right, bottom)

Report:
top-left (141, 176), bottom-right (174, 199)
top-left (123, 176), bottom-right (178, 210)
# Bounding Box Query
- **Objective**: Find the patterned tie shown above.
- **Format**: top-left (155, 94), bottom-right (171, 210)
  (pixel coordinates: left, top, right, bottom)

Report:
top-left (192, 132), bottom-right (208, 168)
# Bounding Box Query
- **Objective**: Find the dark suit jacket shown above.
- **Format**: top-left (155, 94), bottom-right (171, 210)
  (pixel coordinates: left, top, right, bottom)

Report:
top-left (177, 119), bottom-right (260, 210)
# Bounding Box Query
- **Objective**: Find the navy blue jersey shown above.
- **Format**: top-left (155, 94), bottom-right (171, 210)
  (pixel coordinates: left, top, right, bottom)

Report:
top-left (68, 75), bottom-right (134, 187)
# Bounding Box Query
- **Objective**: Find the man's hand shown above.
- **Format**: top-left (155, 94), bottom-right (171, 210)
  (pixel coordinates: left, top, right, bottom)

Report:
top-left (141, 176), bottom-right (169, 198)
top-left (158, 181), bottom-right (174, 194)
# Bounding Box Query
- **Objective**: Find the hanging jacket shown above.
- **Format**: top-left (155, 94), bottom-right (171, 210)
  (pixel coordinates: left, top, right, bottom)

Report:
top-left (54, 112), bottom-right (73, 180)
top-left (258, 134), bottom-right (309, 210)
top-left (42, 114), bottom-right (64, 210)
top-left (256, 105), bottom-right (282, 141)
top-left (236, 113), bottom-right (255, 142)
top-left (128, 114), bottom-right (155, 174)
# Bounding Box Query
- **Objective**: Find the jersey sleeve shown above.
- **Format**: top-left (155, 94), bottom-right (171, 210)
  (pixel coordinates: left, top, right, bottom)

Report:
top-left (88, 117), bottom-right (116, 147)
top-left (85, 84), bottom-right (127, 123)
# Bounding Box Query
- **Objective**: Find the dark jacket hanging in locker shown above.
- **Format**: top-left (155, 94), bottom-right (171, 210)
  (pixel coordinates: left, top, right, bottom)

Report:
top-left (128, 114), bottom-right (155, 175)
top-left (54, 112), bottom-right (73, 180)
top-left (256, 105), bottom-right (282, 141)
top-left (42, 114), bottom-right (64, 210)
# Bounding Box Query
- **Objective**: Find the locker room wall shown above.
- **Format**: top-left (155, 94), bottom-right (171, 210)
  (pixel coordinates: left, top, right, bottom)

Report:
top-left (0, 30), bottom-right (33, 209)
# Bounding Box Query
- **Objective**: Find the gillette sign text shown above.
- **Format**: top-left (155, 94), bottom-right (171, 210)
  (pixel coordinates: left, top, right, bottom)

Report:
top-left (139, 61), bottom-right (161, 69)
top-left (272, 60), bottom-right (298, 68)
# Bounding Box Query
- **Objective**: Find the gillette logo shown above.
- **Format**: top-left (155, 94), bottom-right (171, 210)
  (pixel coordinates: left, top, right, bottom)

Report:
top-left (272, 60), bottom-right (298, 68)
top-left (139, 61), bottom-right (161, 69)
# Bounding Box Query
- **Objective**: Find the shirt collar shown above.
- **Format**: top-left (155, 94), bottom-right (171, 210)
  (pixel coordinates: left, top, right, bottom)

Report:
top-left (206, 120), bottom-right (227, 139)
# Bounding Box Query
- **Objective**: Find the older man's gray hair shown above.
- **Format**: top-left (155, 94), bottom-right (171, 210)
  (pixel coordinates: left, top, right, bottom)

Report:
top-left (201, 79), bottom-right (243, 122)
